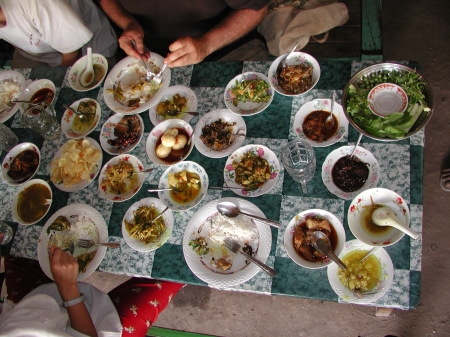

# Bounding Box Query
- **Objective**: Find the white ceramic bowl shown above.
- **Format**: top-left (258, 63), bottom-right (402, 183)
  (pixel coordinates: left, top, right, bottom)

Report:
top-left (223, 144), bottom-right (280, 197)
top-left (322, 145), bottom-right (380, 200)
top-left (12, 179), bottom-right (52, 225)
top-left (327, 239), bottom-right (394, 304)
top-left (68, 53), bottom-right (108, 92)
top-left (61, 98), bottom-right (101, 139)
top-left (158, 161), bottom-right (209, 211)
top-left (122, 197), bottom-right (174, 252)
top-left (268, 52), bottom-right (320, 97)
top-left (368, 83), bottom-right (408, 117)
top-left (284, 209), bottom-right (346, 269)
top-left (293, 98), bottom-right (348, 147)
top-left (19, 79), bottom-right (56, 113)
top-left (99, 113), bottom-right (144, 155)
top-left (146, 119), bottom-right (194, 166)
top-left (1, 142), bottom-right (40, 186)
top-left (98, 154), bottom-right (145, 202)
top-left (149, 85), bottom-right (197, 126)
top-left (347, 187), bottom-right (410, 247)
top-left (224, 72), bottom-right (273, 116)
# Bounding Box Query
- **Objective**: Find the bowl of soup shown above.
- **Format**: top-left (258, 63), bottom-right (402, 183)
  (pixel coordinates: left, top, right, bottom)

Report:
top-left (158, 161), bottom-right (208, 211)
top-left (68, 53), bottom-right (108, 92)
top-left (12, 179), bottom-right (52, 225)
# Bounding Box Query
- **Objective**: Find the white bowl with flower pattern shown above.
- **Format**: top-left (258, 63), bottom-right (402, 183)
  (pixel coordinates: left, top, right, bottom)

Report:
top-left (224, 144), bottom-right (280, 197)
top-left (68, 53), bottom-right (108, 92)
top-left (268, 52), bottom-right (321, 97)
top-left (224, 72), bottom-right (273, 116)
top-left (293, 98), bottom-right (348, 147)
top-left (2, 142), bottom-right (40, 186)
top-left (61, 98), bottom-right (101, 139)
top-left (19, 79), bottom-right (56, 113)
top-left (322, 146), bottom-right (380, 200)
top-left (12, 179), bottom-right (52, 225)
top-left (158, 161), bottom-right (209, 211)
top-left (327, 239), bottom-right (394, 304)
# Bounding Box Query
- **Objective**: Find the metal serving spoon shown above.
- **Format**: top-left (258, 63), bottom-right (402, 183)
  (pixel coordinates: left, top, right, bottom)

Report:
top-left (209, 185), bottom-right (258, 191)
top-left (63, 104), bottom-right (92, 122)
top-left (216, 201), bottom-right (281, 229)
top-left (311, 231), bottom-right (346, 269)
top-left (276, 41), bottom-right (299, 75)
top-left (325, 90), bottom-right (336, 129)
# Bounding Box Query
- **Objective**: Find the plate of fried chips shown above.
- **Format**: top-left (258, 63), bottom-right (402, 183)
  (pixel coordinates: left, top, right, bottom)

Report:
top-left (50, 138), bottom-right (103, 192)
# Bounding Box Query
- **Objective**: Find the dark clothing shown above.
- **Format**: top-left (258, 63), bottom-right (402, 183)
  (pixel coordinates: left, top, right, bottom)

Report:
top-left (116, 0), bottom-right (269, 59)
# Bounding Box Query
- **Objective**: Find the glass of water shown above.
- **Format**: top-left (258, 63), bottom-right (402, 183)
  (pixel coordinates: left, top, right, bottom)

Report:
top-left (0, 221), bottom-right (13, 245)
top-left (281, 140), bottom-right (316, 194)
top-left (22, 103), bottom-right (61, 140)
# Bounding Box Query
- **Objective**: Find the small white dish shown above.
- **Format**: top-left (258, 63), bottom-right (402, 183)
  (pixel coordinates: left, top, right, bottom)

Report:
top-left (61, 98), bottom-right (101, 139)
top-left (2, 142), bottom-right (40, 186)
top-left (0, 70), bottom-right (26, 123)
top-left (368, 83), bottom-right (408, 117)
top-left (19, 79), bottom-right (56, 113)
top-left (103, 55), bottom-right (171, 114)
top-left (122, 197), bottom-right (174, 252)
top-left (146, 119), bottom-right (194, 166)
top-left (268, 52), bottom-right (320, 97)
top-left (99, 113), bottom-right (144, 155)
top-left (12, 179), bottom-right (52, 225)
top-left (68, 53), bottom-right (108, 92)
top-left (194, 109), bottom-right (246, 158)
top-left (149, 85), bottom-right (197, 126)
top-left (293, 98), bottom-right (348, 147)
top-left (223, 144), bottom-right (280, 197)
top-left (158, 161), bottom-right (209, 211)
top-left (348, 187), bottom-right (410, 247)
top-left (283, 209), bottom-right (346, 269)
top-left (322, 146), bottom-right (380, 200)
top-left (98, 154), bottom-right (145, 202)
top-left (327, 239), bottom-right (394, 304)
top-left (224, 72), bottom-right (273, 116)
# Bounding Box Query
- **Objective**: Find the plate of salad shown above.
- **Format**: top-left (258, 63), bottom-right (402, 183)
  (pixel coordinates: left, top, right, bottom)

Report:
top-left (224, 72), bottom-right (273, 116)
top-left (342, 63), bottom-right (434, 141)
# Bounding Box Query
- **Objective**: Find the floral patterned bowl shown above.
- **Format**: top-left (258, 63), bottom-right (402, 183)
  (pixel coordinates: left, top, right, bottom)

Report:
top-left (268, 52), bottom-right (321, 97)
top-left (68, 53), bottom-right (108, 92)
top-left (327, 239), bottom-right (394, 304)
top-left (61, 98), bottom-right (101, 139)
top-left (347, 187), bottom-right (410, 247)
top-left (293, 98), bottom-right (348, 147)
top-left (223, 144), bottom-right (280, 197)
top-left (322, 146), bottom-right (380, 200)
top-left (2, 142), bottom-right (40, 186)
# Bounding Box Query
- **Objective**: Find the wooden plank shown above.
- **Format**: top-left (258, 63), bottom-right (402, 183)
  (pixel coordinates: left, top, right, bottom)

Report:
top-left (361, 0), bottom-right (383, 59)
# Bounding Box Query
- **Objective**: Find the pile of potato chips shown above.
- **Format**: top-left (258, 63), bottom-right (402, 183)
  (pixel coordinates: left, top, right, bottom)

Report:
top-left (50, 139), bottom-right (102, 187)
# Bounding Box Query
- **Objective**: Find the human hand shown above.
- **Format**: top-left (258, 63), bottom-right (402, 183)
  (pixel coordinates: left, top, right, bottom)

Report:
top-left (118, 22), bottom-right (150, 61)
top-left (165, 36), bottom-right (210, 68)
top-left (49, 246), bottom-right (79, 293)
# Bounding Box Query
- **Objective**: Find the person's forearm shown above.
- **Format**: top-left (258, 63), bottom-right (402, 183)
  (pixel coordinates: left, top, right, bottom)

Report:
top-left (99, 0), bottom-right (139, 31)
top-left (60, 50), bottom-right (80, 66)
top-left (201, 5), bottom-right (268, 56)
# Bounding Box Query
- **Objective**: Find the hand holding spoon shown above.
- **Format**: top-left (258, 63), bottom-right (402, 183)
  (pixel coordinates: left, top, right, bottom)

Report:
top-left (372, 206), bottom-right (420, 239)
top-left (311, 231), bottom-right (346, 269)
top-left (216, 201), bottom-right (280, 229)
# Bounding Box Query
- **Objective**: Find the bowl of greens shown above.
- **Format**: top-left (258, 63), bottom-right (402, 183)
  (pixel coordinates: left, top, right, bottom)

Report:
top-left (342, 63), bottom-right (434, 141)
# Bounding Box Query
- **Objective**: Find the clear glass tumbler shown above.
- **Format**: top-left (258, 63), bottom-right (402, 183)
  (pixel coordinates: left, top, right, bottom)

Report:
top-left (0, 221), bottom-right (13, 245)
top-left (0, 123), bottom-right (18, 152)
top-left (22, 103), bottom-right (61, 140)
top-left (281, 140), bottom-right (316, 194)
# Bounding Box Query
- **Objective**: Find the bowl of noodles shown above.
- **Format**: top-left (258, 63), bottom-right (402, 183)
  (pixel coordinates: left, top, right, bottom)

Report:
top-left (122, 197), bottom-right (174, 252)
top-left (98, 154), bottom-right (145, 202)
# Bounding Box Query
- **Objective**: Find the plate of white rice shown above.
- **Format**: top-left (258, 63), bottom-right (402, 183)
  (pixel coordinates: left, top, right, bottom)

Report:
top-left (37, 204), bottom-right (109, 281)
top-left (0, 70), bottom-right (26, 123)
top-left (183, 197), bottom-right (272, 288)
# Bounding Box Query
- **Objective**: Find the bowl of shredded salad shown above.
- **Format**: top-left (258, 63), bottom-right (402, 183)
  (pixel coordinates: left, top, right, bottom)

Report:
top-left (224, 72), bottom-right (273, 116)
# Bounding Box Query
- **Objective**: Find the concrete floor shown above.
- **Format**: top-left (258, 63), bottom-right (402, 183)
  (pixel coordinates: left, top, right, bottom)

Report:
top-left (86, 2), bottom-right (450, 336)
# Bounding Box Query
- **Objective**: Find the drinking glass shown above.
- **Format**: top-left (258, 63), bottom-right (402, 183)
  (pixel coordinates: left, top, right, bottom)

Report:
top-left (0, 123), bottom-right (18, 152)
top-left (281, 140), bottom-right (316, 194)
top-left (22, 103), bottom-right (61, 140)
top-left (0, 221), bottom-right (13, 245)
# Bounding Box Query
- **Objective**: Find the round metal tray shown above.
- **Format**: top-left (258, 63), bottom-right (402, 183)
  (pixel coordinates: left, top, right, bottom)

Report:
top-left (341, 62), bottom-right (434, 141)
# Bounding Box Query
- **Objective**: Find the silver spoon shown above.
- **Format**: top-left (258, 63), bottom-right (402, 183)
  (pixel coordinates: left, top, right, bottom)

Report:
top-left (311, 231), bottom-right (346, 269)
top-left (359, 247), bottom-right (378, 263)
top-left (349, 133), bottom-right (363, 158)
top-left (130, 168), bottom-right (153, 176)
top-left (372, 206), bottom-right (420, 239)
top-left (216, 201), bottom-right (281, 229)
top-left (63, 104), bottom-right (91, 122)
top-left (147, 187), bottom-right (176, 192)
top-left (276, 41), bottom-right (299, 75)
top-left (325, 90), bottom-right (336, 129)
top-left (209, 185), bottom-right (258, 191)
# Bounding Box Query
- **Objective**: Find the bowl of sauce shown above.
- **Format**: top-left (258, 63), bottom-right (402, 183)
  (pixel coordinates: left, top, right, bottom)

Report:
top-left (18, 79), bottom-right (56, 113)
top-left (69, 53), bottom-right (108, 92)
top-left (2, 142), bottom-right (40, 186)
top-left (12, 179), bottom-right (52, 225)
top-left (61, 98), bottom-right (101, 138)
top-left (293, 98), bottom-right (348, 147)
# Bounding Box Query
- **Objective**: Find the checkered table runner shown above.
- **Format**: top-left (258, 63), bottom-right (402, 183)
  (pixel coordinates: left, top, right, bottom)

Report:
top-left (1, 59), bottom-right (423, 309)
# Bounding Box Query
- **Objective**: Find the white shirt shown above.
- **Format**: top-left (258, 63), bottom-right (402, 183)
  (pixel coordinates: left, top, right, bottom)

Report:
top-left (0, 0), bottom-right (117, 66)
top-left (0, 283), bottom-right (122, 337)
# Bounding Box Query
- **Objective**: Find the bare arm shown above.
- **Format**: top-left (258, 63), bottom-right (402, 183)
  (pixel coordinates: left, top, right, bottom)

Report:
top-left (50, 247), bottom-right (98, 337)
top-left (99, 0), bottom-right (147, 60)
top-left (165, 5), bottom-right (268, 67)
top-left (60, 50), bottom-right (81, 66)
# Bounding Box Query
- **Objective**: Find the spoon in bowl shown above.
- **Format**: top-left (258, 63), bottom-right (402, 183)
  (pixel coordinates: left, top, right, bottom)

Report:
top-left (80, 47), bottom-right (95, 88)
top-left (325, 90), bottom-right (336, 129)
top-left (276, 41), bottom-right (299, 76)
top-left (63, 104), bottom-right (91, 123)
top-left (311, 231), bottom-right (346, 269)
top-left (372, 206), bottom-right (420, 239)
top-left (349, 133), bottom-right (363, 158)
top-left (216, 201), bottom-right (281, 229)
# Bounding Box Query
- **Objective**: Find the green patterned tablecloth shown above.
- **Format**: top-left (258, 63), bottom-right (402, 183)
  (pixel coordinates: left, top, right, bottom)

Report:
top-left (0, 59), bottom-right (422, 309)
